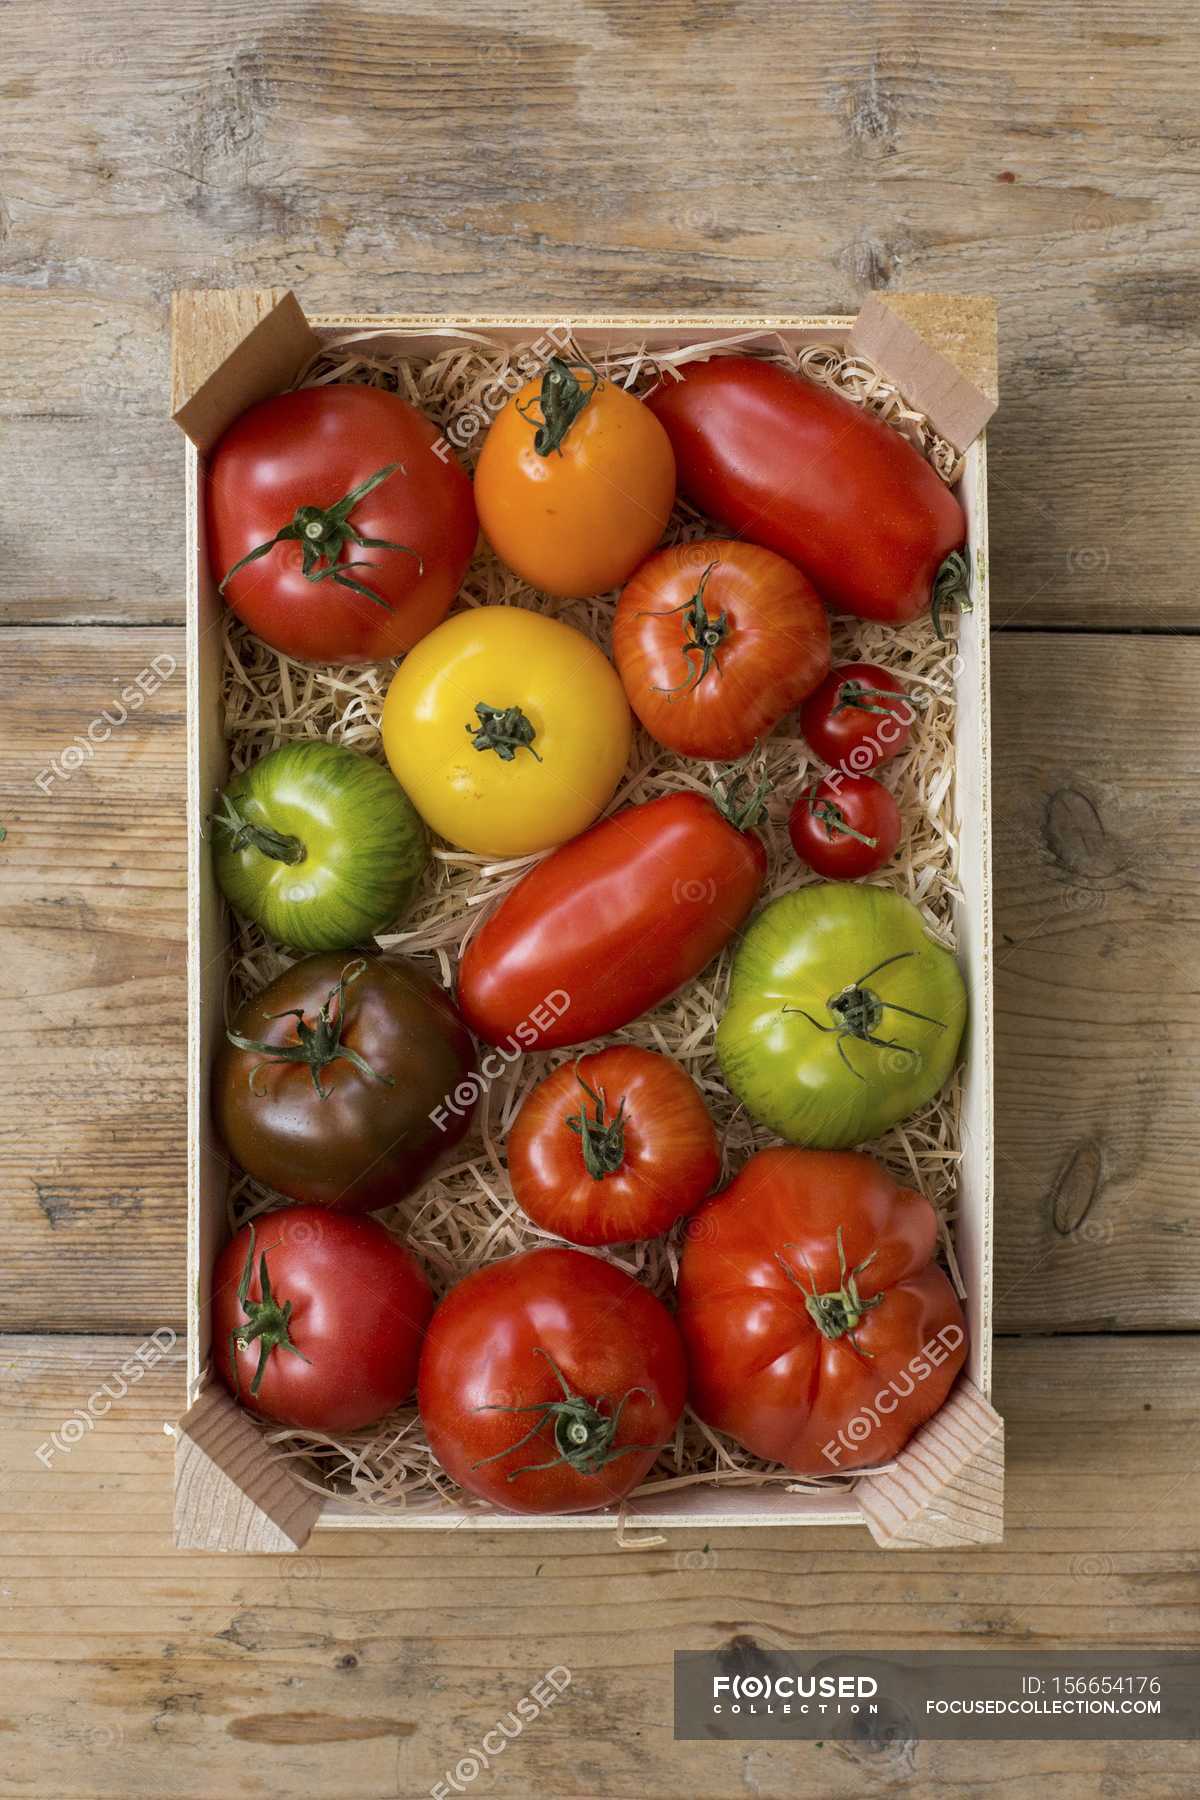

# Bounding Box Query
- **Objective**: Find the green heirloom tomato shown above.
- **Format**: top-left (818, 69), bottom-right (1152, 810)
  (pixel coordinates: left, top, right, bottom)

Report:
top-left (212, 741), bottom-right (427, 952)
top-left (716, 883), bottom-right (966, 1148)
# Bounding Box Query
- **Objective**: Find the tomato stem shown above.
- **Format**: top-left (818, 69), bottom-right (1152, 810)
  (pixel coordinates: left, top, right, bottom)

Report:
top-left (466, 702), bottom-right (543, 762)
top-left (516, 357), bottom-right (600, 456)
top-left (566, 1065), bottom-right (627, 1179)
top-left (711, 764), bottom-right (771, 832)
top-left (781, 952), bottom-right (946, 1083)
top-left (227, 958), bottom-right (397, 1100)
top-left (218, 462), bottom-right (423, 608)
top-left (228, 1223), bottom-right (312, 1397)
top-left (931, 549), bottom-right (972, 639)
top-left (807, 786), bottom-right (878, 848)
top-left (472, 1348), bottom-right (663, 1481)
top-left (212, 792), bottom-right (305, 866)
top-left (834, 680), bottom-right (922, 719)
top-left (640, 561), bottom-right (729, 696)
top-left (776, 1226), bottom-right (884, 1349)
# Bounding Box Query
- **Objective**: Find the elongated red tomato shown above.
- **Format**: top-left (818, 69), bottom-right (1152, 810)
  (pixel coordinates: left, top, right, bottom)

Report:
top-left (613, 538), bottom-right (830, 759)
top-left (208, 384), bottom-right (477, 664)
top-left (418, 1246), bottom-right (686, 1514)
top-left (508, 1047), bottom-right (720, 1245)
top-left (648, 358), bottom-right (968, 630)
top-left (458, 787), bottom-right (767, 1051)
top-left (676, 1148), bottom-right (967, 1475)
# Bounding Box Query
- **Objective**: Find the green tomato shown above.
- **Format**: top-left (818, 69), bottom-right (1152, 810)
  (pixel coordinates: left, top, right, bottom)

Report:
top-left (212, 741), bottom-right (427, 952)
top-left (716, 882), bottom-right (966, 1148)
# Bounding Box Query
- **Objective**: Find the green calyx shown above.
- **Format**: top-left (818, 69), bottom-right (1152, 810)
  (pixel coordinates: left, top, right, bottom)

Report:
top-left (931, 549), bottom-right (972, 639)
top-left (806, 785), bottom-right (878, 849)
top-left (516, 357), bottom-right (600, 456)
top-left (218, 462), bottom-right (422, 609)
top-left (777, 1226), bottom-right (884, 1348)
top-left (228, 1223), bottom-right (311, 1397)
top-left (212, 791), bottom-right (305, 866)
top-left (227, 958), bottom-right (396, 1100)
top-left (472, 1347), bottom-right (662, 1482)
top-left (782, 951), bottom-right (946, 1083)
top-left (466, 702), bottom-right (542, 762)
top-left (711, 764), bottom-right (771, 832)
top-left (566, 1065), bottom-right (628, 1180)
top-left (641, 561), bottom-right (729, 696)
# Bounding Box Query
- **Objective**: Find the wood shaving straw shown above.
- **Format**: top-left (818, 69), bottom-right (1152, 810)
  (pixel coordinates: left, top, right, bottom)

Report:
top-left (219, 329), bottom-right (967, 1517)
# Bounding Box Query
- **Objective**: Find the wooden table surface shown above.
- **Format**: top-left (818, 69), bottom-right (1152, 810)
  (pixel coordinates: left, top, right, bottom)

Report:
top-left (2, 2), bottom-right (1198, 1795)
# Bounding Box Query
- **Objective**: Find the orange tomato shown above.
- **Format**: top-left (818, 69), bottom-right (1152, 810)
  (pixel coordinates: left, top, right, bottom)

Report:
top-left (474, 358), bottom-right (676, 598)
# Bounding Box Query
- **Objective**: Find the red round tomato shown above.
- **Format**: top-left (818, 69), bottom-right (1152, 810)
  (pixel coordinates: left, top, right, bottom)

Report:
top-left (613, 539), bottom-right (830, 759)
top-left (212, 1206), bottom-right (434, 1432)
top-left (788, 774), bottom-right (901, 878)
top-left (648, 357), bottom-right (968, 630)
top-left (801, 662), bottom-right (916, 772)
top-left (458, 784), bottom-right (767, 1052)
top-left (676, 1148), bottom-right (968, 1475)
top-left (508, 1048), bottom-right (720, 1245)
top-left (418, 1247), bottom-right (686, 1514)
top-left (208, 384), bottom-right (477, 664)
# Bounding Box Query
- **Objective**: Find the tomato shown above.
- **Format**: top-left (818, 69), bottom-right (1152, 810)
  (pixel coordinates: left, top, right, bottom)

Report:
top-left (612, 539), bottom-right (830, 760)
top-left (717, 883), bottom-right (966, 1148)
top-left (212, 1205), bottom-right (434, 1431)
top-left (675, 1147), bottom-right (967, 1474)
top-left (381, 606), bottom-right (632, 858)
top-left (214, 953), bottom-right (475, 1212)
top-left (801, 662), bottom-right (916, 772)
top-left (418, 1246), bottom-right (686, 1513)
top-left (647, 357), bottom-right (969, 631)
top-left (458, 783), bottom-right (767, 1052)
top-left (207, 384), bottom-right (477, 664)
top-left (508, 1048), bottom-right (720, 1246)
top-left (788, 774), bottom-right (901, 880)
top-left (475, 357), bottom-right (675, 597)
top-left (211, 740), bottom-right (428, 951)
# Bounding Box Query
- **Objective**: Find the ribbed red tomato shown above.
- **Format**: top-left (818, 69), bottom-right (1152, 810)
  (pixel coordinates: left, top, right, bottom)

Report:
top-left (648, 357), bottom-right (969, 630)
top-left (676, 1148), bottom-right (967, 1475)
top-left (418, 1247), bottom-right (686, 1514)
top-left (208, 384), bottom-right (477, 664)
top-left (613, 539), bottom-right (830, 759)
top-left (508, 1048), bottom-right (720, 1245)
top-left (212, 1206), bottom-right (434, 1432)
top-left (457, 786), bottom-right (767, 1052)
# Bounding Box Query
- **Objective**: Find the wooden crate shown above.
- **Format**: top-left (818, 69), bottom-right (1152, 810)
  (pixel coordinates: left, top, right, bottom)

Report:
top-left (172, 289), bottom-right (1002, 1552)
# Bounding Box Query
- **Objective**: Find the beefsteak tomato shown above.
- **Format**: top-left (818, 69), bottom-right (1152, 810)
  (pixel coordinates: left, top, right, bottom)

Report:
top-left (418, 1246), bottom-right (686, 1513)
top-left (612, 539), bottom-right (830, 759)
top-left (475, 357), bottom-right (675, 597)
top-left (208, 384), bottom-right (477, 664)
top-left (676, 1147), bottom-right (968, 1474)
top-left (716, 883), bottom-right (966, 1147)
top-left (214, 953), bottom-right (475, 1211)
top-left (508, 1047), bottom-right (720, 1245)
top-left (380, 605), bottom-right (631, 857)
top-left (647, 357), bottom-right (969, 631)
top-left (212, 1205), bottom-right (434, 1432)
top-left (458, 782), bottom-right (767, 1052)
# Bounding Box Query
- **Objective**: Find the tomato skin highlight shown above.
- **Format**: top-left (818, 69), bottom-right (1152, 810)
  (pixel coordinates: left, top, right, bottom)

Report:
top-left (418, 1246), bottom-right (686, 1514)
top-left (214, 952), bottom-right (476, 1213)
top-left (458, 791), bottom-right (767, 1052)
top-left (508, 1047), bottom-right (721, 1245)
top-left (676, 1147), bottom-right (968, 1474)
top-left (801, 662), bottom-right (915, 773)
top-left (788, 774), bottom-right (901, 880)
top-left (475, 361), bottom-right (676, 598)
top-left (208, 385), bottom-right (477, 664)
top-left (613, 538), bottom-right (830, 760)
top-left (647, 357), bottom-right (966, 625)
top-left (212, 740), bottom-right (428, 951)
top-left (212, 1206), bottom-right (434, 1432)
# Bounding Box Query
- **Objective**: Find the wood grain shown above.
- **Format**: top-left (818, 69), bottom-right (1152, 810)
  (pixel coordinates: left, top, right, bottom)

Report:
top-left (1, 0), bottom-right (1197, 625)
top-left (1, 1332), bottom-right (1196, 1798)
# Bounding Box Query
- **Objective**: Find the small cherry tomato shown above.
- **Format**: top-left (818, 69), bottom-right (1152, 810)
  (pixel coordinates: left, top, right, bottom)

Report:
top-left (788, 774), bottom-right (901, 879)
top-left (508, 1047), bottom-right (720, 1246)
top-left (801, 662), bottom-right (917, 772)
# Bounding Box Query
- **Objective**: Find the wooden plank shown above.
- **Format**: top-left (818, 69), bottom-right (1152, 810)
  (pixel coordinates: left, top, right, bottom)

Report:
top-left (0, 1331), bottom-right (1196, 1796)
top-left (0, 1), bottom-right (1197, 625)
top-left (992, 633), bottom-right (1200, 1333)
top-left (0, 629), bottom-right (187, 1331)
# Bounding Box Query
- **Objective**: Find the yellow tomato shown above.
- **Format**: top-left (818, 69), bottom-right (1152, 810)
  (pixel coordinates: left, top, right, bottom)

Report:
top-left (474, 358), bottom-right (676, 598)
top-left (381, 607), bottom-right (632, 857)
